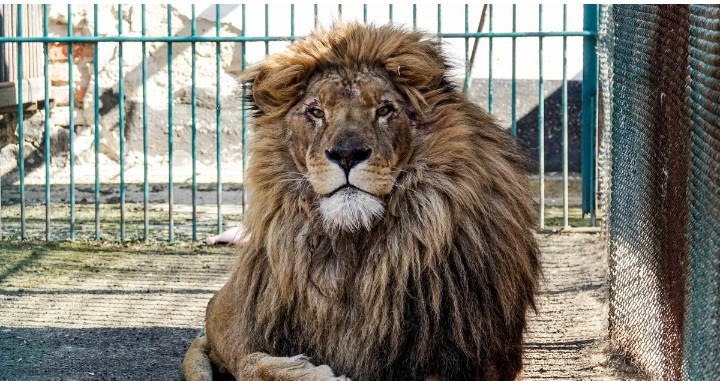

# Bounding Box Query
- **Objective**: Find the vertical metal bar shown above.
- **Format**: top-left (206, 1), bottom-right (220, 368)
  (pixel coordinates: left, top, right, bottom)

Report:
top-left (142, 5), bottom-right (149, 241)
top-left (582, 4), bottom-right (599, 226)
top-left (290, 4), bottom-right (295, 40)
top-left (562, 5), bottom-right (569, 229)
top-left (118, 4), bottom-right (125, 241)
top-left (389, 4), bottom-right (393, 23)
top-left (264, 4), bottom-right (269, 56)
top-left (437, 4), bottom-right (441, 37)
top-left (68, 4), bottom-right (75, 239)
top-left (93, 5), bottom-right (100, 240)
top-left (363, 4), bottom-right (367, 24)
top-left (314, 4), bottom-right (318, 29)
top-left (16, 5), bottom-right (26, 239)
top-left (191, 4), bottom-right (197, 241)
top-left (488, 5), bottom-right (494, 114)
top-left (43, 4), bottom-right (51, 241)
top-left (538, 4), bottom-right (545, 230)
top-left (167, 4), bottom-right (174, 242)
top-left (463, 4), bottom-right (468, 93)
top-left (241, 4), bottom-right (247, 214)
top-left (215, 5), bottom-right (222, 234)
top-left (0, 100), bottom-right (1, 232)
top-left (511, 4), bottom-right (517, 136)
top-left (412, 4), bottom-right (417, 31)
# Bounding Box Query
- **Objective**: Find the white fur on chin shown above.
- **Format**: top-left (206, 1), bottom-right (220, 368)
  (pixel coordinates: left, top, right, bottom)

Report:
top-left (319, 188), bottom-right (385, 232)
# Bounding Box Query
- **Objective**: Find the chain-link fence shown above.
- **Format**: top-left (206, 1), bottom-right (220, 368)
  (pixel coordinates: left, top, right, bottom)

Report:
top-left (682, 5), bottom-right (720, 380)
top-left (599, 4), bottom-right (719, 380)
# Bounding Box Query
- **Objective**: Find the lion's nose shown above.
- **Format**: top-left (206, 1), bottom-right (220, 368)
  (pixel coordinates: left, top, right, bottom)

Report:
top-left (325, 146), bottom-right (372, 174)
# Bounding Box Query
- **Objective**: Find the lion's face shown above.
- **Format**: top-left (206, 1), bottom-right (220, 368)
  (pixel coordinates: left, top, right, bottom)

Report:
top-left (283, 69), bottom-right (416, 232)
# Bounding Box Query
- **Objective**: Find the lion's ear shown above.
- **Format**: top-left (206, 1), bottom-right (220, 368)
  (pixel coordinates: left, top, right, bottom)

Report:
top-left (385, 39), bottom-right (447, 95)
top-left (383, 38), bottom-right (452, 114)
top-left (242, 59), bottom-right (309, 116)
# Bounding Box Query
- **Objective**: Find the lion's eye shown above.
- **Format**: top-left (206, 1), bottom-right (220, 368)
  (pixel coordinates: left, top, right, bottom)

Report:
top-left (307, 107), bottom-right (325, 119)
top-left (376, 104), bottom-right (395, 118)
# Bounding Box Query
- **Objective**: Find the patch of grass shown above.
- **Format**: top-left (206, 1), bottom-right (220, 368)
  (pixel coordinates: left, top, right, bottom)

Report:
top-left (0, 239), bottom-right (234, 288)
top-left (0, 202), bottom-right (242, 242)
top-left (544, 207), bottom-right (603, 228)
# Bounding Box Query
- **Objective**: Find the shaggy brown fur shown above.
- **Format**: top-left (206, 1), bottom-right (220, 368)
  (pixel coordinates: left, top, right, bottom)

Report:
top-left (182, 23), bottom-right (540, 381)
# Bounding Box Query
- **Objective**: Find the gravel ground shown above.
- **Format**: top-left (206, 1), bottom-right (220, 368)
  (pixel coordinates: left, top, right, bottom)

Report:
top-left (0, 233), bottom-right (641, 380)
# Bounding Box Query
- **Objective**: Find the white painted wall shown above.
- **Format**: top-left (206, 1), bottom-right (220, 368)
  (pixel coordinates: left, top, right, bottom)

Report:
top-left (48, 2), bottom-right (586, 81)
top-left (177, 2), bottom-right (586, 81)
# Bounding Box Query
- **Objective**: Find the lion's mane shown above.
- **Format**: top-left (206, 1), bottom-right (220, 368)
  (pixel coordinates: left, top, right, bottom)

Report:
top-left (211, 23), bottom-right (540, 380)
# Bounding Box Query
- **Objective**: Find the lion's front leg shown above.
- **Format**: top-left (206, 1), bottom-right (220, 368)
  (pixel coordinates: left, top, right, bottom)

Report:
top-left (236, 353), bottom-right (350, 381)
top-left (182, 336), bottom-right (214, 381)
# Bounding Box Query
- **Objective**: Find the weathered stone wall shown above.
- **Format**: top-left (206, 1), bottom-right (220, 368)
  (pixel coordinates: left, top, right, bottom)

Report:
top-left (2, 5), bottom-right (247, 185)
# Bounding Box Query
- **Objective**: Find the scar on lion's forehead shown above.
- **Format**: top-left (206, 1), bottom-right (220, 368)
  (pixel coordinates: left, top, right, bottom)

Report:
top-left (343, 87), bottom-right (360, 99)
top-left (307, 70), bottom-right (392, 103)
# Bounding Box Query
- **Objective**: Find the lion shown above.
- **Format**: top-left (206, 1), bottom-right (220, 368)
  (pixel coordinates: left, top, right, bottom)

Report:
top-left (182, 23), bottom-right (540, 381)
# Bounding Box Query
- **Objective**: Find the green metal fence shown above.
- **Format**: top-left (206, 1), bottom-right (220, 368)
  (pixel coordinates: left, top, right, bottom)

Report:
top-left (0, 4), bottom-right (600, 242)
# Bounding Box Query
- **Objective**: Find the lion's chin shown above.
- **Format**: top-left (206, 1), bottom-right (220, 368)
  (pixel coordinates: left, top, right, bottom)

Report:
top-left (318, 187), bottom-right (385, 233)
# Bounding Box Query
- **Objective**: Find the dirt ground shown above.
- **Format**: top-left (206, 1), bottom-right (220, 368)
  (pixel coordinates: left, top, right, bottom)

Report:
top-left (0, 233), bottom-right (641, 381)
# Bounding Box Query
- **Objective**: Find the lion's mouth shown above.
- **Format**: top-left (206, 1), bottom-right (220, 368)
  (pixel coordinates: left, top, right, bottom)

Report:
top-left (318, 185), bottom-right (385, 232)
top-left (325, 184), bottom-right (374, 198)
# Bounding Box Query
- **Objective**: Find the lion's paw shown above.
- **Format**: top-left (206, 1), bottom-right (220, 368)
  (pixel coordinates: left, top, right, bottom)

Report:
top-left (254, 354), bottom-right (349, 380)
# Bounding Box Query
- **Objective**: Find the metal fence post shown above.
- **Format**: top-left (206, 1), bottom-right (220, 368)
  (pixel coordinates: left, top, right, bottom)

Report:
top-left (16, 5), bottom-right (26, 239)
top-left (582, 4), bottom-right (599, 225)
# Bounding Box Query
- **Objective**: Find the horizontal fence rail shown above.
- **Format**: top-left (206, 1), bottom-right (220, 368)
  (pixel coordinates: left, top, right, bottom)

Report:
top-left (0, 31), bottom-right (599, 43)
top-left (0, 4), bottom-right (599, 242)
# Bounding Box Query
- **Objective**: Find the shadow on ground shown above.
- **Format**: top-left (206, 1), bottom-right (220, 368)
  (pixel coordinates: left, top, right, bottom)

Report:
top-left (0, 327), bottom-right (197, 381)
top-left (0, 241), bottom-right (234, 381)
